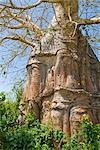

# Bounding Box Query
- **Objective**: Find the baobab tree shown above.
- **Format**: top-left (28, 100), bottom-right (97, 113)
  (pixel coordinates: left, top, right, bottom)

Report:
top-left (0, 0), bottom-right (100, 136)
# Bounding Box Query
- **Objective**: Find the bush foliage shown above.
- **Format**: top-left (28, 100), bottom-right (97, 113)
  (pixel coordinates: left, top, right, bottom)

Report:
top-left (0, 92), bottom-right (100, 150)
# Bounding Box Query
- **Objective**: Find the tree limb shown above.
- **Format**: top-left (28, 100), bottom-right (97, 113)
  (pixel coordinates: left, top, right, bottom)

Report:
top-left (0, 6), bottom-right (6, 13)
top-left (5, 10), bottom-right (43, 38)
top-left (0, 0), bottom-right (43, 10)
top-left (0, 0), bottom-right (62, 10)
top-left (0, 35), bottom-right (36, 48)
top-left (5, 46), bottom-right (28, 66)
top-left (78, 17), bottom-right (100, 26)
top-left (0, 23), bottom-right (24, 29)
top-left (0, 9), bottom-right (43, 38)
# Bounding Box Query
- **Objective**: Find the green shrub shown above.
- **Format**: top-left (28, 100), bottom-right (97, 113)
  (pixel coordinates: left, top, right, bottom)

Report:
top-left (0, 92), bottom-right (6, 102)
top-left (0, 92), bottom-right (100, 150)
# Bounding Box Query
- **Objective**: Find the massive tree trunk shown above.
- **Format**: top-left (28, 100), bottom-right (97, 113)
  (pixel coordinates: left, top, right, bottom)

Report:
top-left (18, 1), bottom-right (100, 136)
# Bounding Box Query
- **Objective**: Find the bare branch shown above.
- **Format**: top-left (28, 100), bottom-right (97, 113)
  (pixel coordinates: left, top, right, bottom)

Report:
top-left (0, 0), bottom-right (62, 10)
top-left (0, 9), bottom-right (43, 39)
top-left (5, 10), bottom-right (43, 38)
top-left (0, 23), bottom-right (24, 29)
top-left (78, 17), bottom-right (100, 26)
top-left (0, 6), bottom-right (6, 13)
top-left (0, 14), bottom-right (10, 19)
top-left (0, 35), bottom-right (36, 48)
top-left (5, 46), bottom-right (28, 66)
top-left (0, 0), bottom-right (43, 10)
top-left (9, 0), bottom-right (15, 7)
